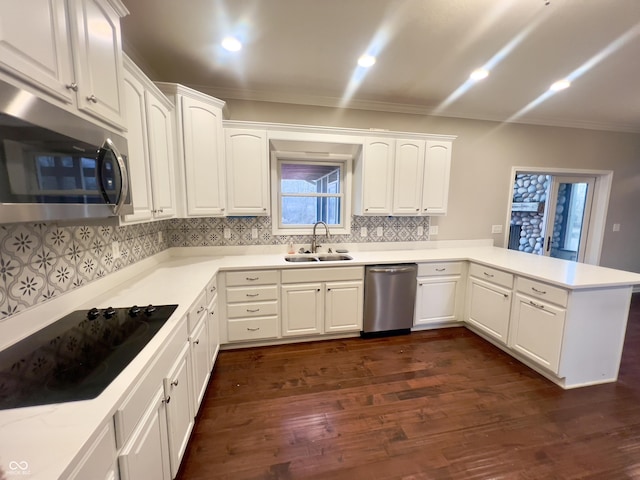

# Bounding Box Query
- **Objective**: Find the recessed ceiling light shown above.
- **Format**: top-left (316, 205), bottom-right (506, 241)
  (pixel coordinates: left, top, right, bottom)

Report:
top-left (222, 37), bottom-right (242, 52)
top-left (358, 54), bottom-right (376, 68)
top-left (470, 68), bottom-right (489, 81)
top-left (550, 79), bottom-right (571, 91)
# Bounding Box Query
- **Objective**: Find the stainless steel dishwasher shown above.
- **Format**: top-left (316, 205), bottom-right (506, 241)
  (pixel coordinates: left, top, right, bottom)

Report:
top-left (362, 264), bottom-right (417, 336)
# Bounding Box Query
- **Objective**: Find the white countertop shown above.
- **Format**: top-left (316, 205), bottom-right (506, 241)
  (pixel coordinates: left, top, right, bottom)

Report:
top-left (1, 244), bottom-right (640, 479)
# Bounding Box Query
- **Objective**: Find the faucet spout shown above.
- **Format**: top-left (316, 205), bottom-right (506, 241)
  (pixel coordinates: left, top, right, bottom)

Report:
top-left (311, 221), bottom-right (330, 253)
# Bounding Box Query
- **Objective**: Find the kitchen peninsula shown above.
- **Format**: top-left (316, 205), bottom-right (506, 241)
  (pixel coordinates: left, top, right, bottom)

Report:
top-left (1, 242), bottom-right (640, 479)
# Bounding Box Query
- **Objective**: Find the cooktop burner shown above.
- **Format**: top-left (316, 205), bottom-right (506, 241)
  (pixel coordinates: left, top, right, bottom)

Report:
top-left (0, 304), bottom-right (178, 410)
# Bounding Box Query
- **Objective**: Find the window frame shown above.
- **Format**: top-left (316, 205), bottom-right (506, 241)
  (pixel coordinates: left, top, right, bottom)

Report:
top-left (270, 151), bottom-right (352, 235)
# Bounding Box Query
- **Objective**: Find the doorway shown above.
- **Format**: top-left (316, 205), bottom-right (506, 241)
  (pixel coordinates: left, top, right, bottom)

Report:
top-left (506, 168), bottom-right (612, 265)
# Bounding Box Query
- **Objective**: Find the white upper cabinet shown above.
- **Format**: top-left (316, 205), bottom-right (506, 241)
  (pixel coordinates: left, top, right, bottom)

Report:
top-left (421, 140), bottom-right (452, 215)
top-left (355, 138), bottom-right (395, 215)
top-left (145, 90), bottom-right (176, 219)
top-left (225, 128), bottom-right (270, 215)
top-left (392, 139), bottom-right (425, 215)
top-left (122, 59), bottom-right (153, 223)
top-left (0, 0), bottom-right (74, 104)
top-left (0, 0), bottom-right (128, 130)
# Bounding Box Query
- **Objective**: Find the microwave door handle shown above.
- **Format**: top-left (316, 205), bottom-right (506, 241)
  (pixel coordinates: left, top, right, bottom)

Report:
top-left (101, 138), bottom-right (129, 215)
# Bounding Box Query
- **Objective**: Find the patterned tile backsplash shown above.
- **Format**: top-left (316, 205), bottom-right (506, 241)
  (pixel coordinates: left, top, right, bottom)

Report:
top-left (0, 215), bottom-right (429, 321)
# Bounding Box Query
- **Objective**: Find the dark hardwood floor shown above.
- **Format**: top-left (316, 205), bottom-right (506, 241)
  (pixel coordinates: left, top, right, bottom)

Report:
top-left (178, 293), bottom-right (640, 479)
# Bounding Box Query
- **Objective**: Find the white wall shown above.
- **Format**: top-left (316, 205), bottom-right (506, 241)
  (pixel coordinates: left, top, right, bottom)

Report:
top-left (224, 99), bottom-right (640, 273)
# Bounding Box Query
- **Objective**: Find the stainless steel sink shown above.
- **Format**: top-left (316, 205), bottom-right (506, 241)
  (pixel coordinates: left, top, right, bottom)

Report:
top-left (316, 254), bottom-right (353, 261)
top-left (284, 256), bottom-right (318, 262)
top-left (284, 254), bottom-right (352, 262)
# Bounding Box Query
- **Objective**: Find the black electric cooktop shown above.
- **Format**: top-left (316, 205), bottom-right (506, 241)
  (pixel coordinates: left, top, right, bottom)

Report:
top-left (0, 304), bottom-right (177, 410)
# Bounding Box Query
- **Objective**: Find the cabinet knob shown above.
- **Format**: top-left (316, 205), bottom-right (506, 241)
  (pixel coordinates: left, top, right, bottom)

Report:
top-left (65, 82), bottom-right (78, 91)
top-left (87, 94), bottom-right (98, 103)
top-left (171, 380), bottom-right (179, 387)
top-left (263, 207), bottom-right (267, 211)
top-left (196, 307), bottom-right (205, 314)
top-left (365, 208), bottom-right (369, 212)
top-left (416, 208), bottom-right (419, 211)
top-left (163, 396), bottom-right (171, 404)
top-left (193, 339), bottom-right (200, 345)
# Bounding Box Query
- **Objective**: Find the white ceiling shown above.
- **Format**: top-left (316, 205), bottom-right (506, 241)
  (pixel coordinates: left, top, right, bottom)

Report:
top-left (121, 0), bottom-right (640, 132)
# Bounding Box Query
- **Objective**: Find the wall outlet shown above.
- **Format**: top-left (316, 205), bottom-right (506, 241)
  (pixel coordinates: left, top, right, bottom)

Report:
top-left (360, 227), bottom-right (367, 237)
top-left (376, 226), bottom-right (383, 237)
top-left (613, 223), bottom-right (621, 232)
top-left (224, 227), bottom-right (231, 239)
top-left (429, 225), bottom-right (439, 235)
top-left (112, 241), bottom-right (120, 259)
top-left (251, 227), bottom-right (258, 239)
top-left (417, 226), bottom-right (424, 236)
top-left (491, 224), bottom-right (503, 234)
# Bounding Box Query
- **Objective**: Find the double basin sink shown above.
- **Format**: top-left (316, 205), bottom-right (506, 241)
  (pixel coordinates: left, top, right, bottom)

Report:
top-left (285, 254), bottom-right (353, 263)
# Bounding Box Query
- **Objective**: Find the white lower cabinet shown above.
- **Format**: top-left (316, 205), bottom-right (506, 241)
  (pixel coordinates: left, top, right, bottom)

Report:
top-left (118, 386), bottom-right (171, 480)
top-left (465, 264), bottom-right (513, 344)
top-left (280, 267), bottom-right (364, 338)
top-left (414, 262), bottom-right (465, 327)
top-left (190, 313), bottom-right (210, 413)
top-left (67, 422), bottom-right (118, 480)
top-left (207, 276), bottom-right (220, 368)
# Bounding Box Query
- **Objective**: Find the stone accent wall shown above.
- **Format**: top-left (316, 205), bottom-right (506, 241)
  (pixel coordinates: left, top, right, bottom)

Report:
top-left (550, 183), bottom-right (568, 251)
top-left (510, 174), bottom-right (550, 254)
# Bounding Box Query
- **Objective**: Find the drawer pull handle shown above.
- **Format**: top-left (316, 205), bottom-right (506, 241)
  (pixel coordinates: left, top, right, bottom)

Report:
top-left (247, 327), bottom-right (260, 332)
top-left (483, 272), bottom-right (494, 278)
top-left (171, 380), bottom-right (179, 387)
top-left (529, 301), bottom-right (545, 310)
top-left (246, 293), bottom-right (259, 297)
top-left (531, 287), bottom-right (547, 294)
top-left (435, 268), bottom-right (446, 272)
top-left (503, 293), bottom-right (509, 298)
top-left (247, 308), bottom-right (260, 312)
top-left (246, 277), bottom-right (259, 281)
top-left (87, 94), bottom-right (98, 103)
top-left (196, 307), bottom-right (205, 314)
top-left (163, 396), bottom-right (171, 404)
top-left (210, 286), bottom-right (217, 292)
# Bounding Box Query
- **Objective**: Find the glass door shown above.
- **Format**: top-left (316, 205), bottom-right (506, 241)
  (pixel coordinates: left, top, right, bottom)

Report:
top-left (543, 176), bottom-right (595, 262)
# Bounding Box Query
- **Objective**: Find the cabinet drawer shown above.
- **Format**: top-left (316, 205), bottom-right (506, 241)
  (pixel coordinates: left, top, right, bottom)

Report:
top-left (281, 266), bottom-right (364, 283)
top-left (206, 275), bottom-right (218, 304)
top-left (226, 270), bottom-right (279, 286)
top-left (417, 262), bottom-right (463, 277)
top-left (227, 301), bottom-right (278, 319)
top-left (228, 316), bottom-right (279, 341)
top-left (227, 285), bottom-right (278, 303)
top-left (517, 277), bottom-right (568, 307)
top-left (187, 290), bottom-right (207, 332)
top-left (469, 263), bottom-right (513, 289)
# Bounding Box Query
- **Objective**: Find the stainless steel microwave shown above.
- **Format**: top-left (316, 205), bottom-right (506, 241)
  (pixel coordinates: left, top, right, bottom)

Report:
top-left (0, 80), bottom-right (132, 224)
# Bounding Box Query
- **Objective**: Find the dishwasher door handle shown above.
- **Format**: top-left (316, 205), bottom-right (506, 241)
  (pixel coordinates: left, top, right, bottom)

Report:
top-left (367, 266), bottom-right (416, 274)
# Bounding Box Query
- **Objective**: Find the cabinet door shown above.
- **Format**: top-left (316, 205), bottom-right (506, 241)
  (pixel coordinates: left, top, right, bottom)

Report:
top-left (122, 65), bottom-right (153, 223)
top-left (466, 278), bottom-right (511, 344)
top-left (0, 0), bottom-right (74, 104)
top-left (325, 281), bottom-right (363, 333)
top-left (510, 293), bottom-right (566, 373)
top-left (164, 343), bottom-right (194, 478)
top-left (67, 422), bottom-right (117, 480)
top-left (361, 138), bottom-right (394, 215)
top-left (281, 283), bottom-right (323, 336)
top-left (225, 129), bottom-right (269, 215)
top-left (190, 314), bottom-right (210, 413)
top-left (118, 387), bottom-right (171, 480)
top-left (392, 139), bottom-right (425, 215)
top-left (208, 298), bottom-right (220, 370)
top-left (415, 276), bottom-right (461, 325)
top-left (421, 140), bottom-right (452, 215)
top-left (182, 96), bottom-right (226, 215)
top-left (146, 91), bottom-right (176, 219)
top-left (68, 0), bottom-right (125, 128)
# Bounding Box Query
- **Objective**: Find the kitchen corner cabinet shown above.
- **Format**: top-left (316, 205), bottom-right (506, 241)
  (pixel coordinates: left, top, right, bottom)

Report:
top-left (157, 83), bottom-right (227, 217)
top-left (421, 140), bottom-right (452, 215)
top-left (414, 262), bottom-right (465, 327)
top-left (0, 0), bottom-right (128, 130)
top-left (224, 128), bottom-right (270, 215)
top-left (465, 263), bottom-right (513, 344)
